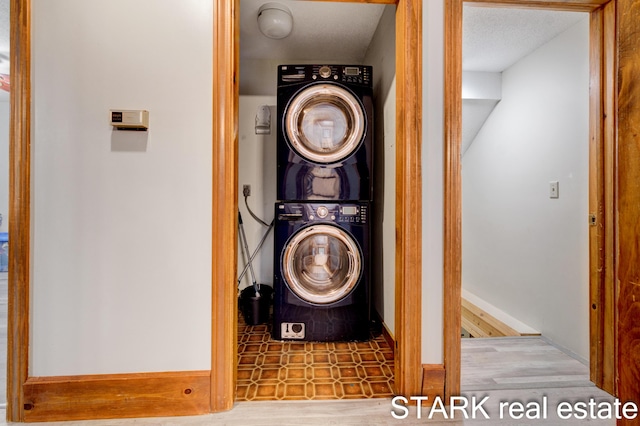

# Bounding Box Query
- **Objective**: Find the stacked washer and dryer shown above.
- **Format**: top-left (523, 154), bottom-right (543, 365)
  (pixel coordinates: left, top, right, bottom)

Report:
top-left (273, 65), bottom-right (374, 342)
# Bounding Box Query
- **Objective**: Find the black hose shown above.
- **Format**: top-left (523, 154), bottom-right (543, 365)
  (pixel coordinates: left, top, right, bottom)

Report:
top-left (244, 194), bottom-right (269, 227)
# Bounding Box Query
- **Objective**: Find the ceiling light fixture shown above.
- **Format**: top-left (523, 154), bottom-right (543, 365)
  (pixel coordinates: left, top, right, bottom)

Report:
top-left (257, 3), bottom-right (293, 40)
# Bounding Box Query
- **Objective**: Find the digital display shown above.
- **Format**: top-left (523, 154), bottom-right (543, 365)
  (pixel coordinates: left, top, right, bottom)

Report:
top-left (345, 67), bottom-right (360, 76)
top-left (342, 206), bottom-right (358, 215)
top-left (111, 112), bottom-right (123, 123)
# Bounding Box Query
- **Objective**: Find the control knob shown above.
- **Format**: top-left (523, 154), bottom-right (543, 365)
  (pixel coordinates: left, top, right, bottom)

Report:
top-left (316, 206), bottom-right (329, 218)
top-left (319, 66), bottom-right (331, 78)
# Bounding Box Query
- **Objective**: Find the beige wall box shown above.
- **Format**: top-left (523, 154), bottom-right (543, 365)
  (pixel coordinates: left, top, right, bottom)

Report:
top-left (110, 109), bottom-right (149, 130)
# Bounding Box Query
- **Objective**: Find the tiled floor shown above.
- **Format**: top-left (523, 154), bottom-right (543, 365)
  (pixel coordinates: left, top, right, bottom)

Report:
top-left (0, 337), bottom-right (617, 425)
top-left (236, 313), bottom-right (395, 401)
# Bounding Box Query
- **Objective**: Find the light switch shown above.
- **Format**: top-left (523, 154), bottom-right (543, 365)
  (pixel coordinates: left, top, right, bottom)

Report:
top-left (550, 181), bottom-right (559, 198)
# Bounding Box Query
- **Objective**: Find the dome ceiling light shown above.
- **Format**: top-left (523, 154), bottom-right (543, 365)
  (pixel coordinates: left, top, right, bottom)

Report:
top-left (257, 3), bottom-right (293, 40)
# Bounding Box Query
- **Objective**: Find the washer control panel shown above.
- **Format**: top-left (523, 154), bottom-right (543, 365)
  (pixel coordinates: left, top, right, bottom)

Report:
top-left (279, 65), bottom-right (372, 87)
top-left (277, 203), bottom-right (368, 224)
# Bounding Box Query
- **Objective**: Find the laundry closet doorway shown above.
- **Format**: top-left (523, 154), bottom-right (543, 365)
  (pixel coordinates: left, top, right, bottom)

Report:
top-left (211, 0), bottom-right (424, 411)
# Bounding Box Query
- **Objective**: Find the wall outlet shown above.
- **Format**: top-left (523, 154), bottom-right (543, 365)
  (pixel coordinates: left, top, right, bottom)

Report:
top-left (243, 185), bottom-right (251, 197)
top-left (550, 181), bottom-right (559, 198)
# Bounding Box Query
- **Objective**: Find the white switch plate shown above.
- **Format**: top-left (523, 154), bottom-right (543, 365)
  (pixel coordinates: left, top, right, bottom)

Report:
top-left (550, 181), bottom-right (559, 198)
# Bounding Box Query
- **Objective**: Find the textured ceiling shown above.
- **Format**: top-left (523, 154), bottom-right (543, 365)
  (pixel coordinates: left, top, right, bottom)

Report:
top-left (240, 0), bottom-right (386, 63)
top-left (0, 3), bottom-right (588, 89)
top-left (463, 6), bottom-right (587, 72)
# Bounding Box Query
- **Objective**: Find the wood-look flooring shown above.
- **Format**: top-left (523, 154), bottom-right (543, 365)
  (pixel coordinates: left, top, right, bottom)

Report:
top-left (461, 336), bottom-right (592, 391)
top-left (0, 336), bottom-right (618, 425)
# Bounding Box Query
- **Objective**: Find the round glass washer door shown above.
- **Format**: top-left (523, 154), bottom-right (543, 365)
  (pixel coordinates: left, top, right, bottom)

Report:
top-left (282, 224), bottom-right (362, 305)
top-left (285, 84), bottom-right (366, 164)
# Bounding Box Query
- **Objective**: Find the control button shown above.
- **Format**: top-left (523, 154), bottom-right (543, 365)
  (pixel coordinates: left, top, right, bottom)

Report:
top-left (316, 206), bottom-right (329, 218)
top-left (309, 215), bottom-right (315, 220)
top-left (319, 66), bottom-right (331, 78)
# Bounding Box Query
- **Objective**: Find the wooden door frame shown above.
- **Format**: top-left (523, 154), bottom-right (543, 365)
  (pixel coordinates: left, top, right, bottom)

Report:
top-left (8, 0), bottom-right (422, 419)
top-left (443, 0), bottom-right (617, 398)
top-left (211, 0), bottom-right (423, 411)
top-left (7, 0), bottom-right (31, 421)
top-left (8, 0), bottom-right (620, 420)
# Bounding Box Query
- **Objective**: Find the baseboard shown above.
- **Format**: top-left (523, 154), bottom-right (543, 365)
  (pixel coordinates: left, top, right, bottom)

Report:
top-left (421, 364), bottom-right (445, 403)
top-left (381, 321), bottom-right (396, 357)
top-left (372, 310), bottom-right (396, 356)
top-left (22, 370), bottom-right (210, 422)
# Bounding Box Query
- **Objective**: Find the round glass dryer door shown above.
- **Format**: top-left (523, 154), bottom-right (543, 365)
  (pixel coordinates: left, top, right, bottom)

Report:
top-left (285, 84), bottom-right (366, 164)
top-left (282, 224), bottom-right (362, 305)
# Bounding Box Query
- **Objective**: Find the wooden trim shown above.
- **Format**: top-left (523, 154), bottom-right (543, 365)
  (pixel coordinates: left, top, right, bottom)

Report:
top-left (308, 0), bottom-right (398, 3)
top-left (600, 0), bottom-right (616, 396)
top-left (8, 0), bottom-right (424, 420)
top-left (445, 0), bottom-right (617, 402)
top-left (22, 371), bottom-right (210, 422)
top-left (421, 364), bottom-right (445, 403)
top-left (372, 309), bottom-right (396, 357)
top-left (588, 0), bottom-right (617, 395)
top-left (443, 0), bottom-right (463, 401)
top-left (211, 0), bottom-right (240, 413)
top-left (461, 299), bottom-right (522, 338)
top-left (377, 314), bottom-right (396, 358)
top-left (464, 0), bottom-right (609, 11)
top-left (588, 4), bottom-right (605, 391)
top-left (8, 0), bottom-right (32, 422)
top-left (210, 0), bottom-right (424, 408)
top-left (616, 0), bottom-right (640, 409)
top-left (394, 0), bottom-right (423, 398)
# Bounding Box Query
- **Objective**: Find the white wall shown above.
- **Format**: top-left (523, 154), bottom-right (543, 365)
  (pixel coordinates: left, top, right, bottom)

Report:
top-left (462, 18), bottom-right (590, 359)
top-left (26, 0), bottom-right (451, 376)
top-left (363, 5), bottom-right (396, 336)
top-left (31, 0), bottom-right (212, 376)
top-left (237, 96), bottom-right (276, 290)
top-left (0, 100), bottom-right (7, 233)
top-left (462, 71), bottom-right (502, 155)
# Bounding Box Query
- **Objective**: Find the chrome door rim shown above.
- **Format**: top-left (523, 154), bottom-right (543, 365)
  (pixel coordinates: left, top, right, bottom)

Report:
top-left (282, 224), bottom-right (361, 305)
top-left (285, 84), bottom-right (365, 164)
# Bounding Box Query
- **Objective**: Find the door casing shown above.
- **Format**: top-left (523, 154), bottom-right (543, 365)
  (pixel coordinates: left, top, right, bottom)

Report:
top-left (7, 0), bottom-right (620, 421)
top-left (210, 0), bottom-right (424, 410)
top-left (443, 0), bottom-right (618, 398)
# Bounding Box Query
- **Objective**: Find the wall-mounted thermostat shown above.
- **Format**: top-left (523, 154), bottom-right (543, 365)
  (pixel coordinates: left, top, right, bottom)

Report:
top-left (110, 110), bottom-right (149, 131)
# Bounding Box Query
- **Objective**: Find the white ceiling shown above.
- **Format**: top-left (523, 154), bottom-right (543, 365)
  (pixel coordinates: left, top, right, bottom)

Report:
top-left (240, 0), bottom-right (386, 63)
top-left (238, 2), bottom-right (587, 93)
top-left (461, 6), bottom-right (587, 156)
top-left (0, 2), bottom-right (588, 98)
top-left (463, 6), bottom-right (587, 72)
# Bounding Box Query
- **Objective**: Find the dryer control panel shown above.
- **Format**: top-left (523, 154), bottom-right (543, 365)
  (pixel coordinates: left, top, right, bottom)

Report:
top-left (279, 65), bottom-right (372, 87)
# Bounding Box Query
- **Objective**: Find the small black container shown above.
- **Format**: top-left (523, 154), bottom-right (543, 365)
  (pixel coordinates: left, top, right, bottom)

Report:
top-left (240, 285), bottom-right (273, 325)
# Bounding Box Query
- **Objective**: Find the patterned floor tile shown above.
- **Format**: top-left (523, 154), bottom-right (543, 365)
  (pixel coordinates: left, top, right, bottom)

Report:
top-left (236, 313), bottom-right (395, 401)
